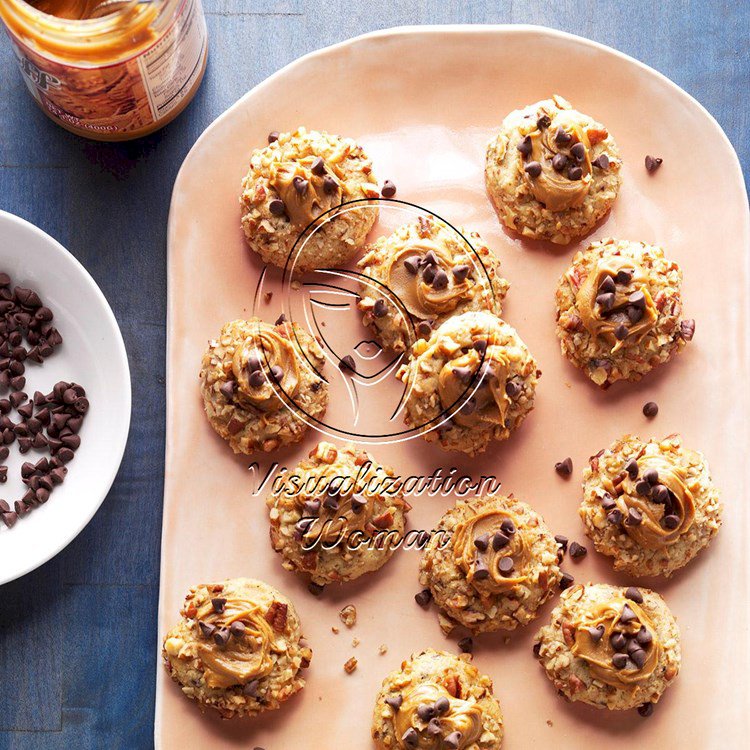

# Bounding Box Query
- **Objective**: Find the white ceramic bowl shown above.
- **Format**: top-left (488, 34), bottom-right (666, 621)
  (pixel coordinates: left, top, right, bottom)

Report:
top-left (0, 211), bottom-right (131, 584)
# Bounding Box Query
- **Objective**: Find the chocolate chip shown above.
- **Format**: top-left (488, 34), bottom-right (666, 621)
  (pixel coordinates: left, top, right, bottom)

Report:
top-left (198, 621), bottom-right (215, 638)
top-left (642, 401), bottom-right (659, 418)
top-left (213, 627), bottom-right (230, 646)
top-left (630, 648), bottom-right (647, 668)
top-left (615, 269), bottom-right (633, 285)
top-left (620, 604), bottom-right (637, 624)
top-left (537, 114), bottom-right (551, 130)
top-left (592, 153), bottom-right (610, 170)
top-left (15, 287), bottom-right (42, 308)
top-left (322, 492), bottom-right (339, 511)
top-left (559, 573), bottom-right (574, 590)
top-left (267, 131), bottom-right (280, 143)
top-left (452, 264), bottom-right (470, 283)
top-left (401, 728), bottom-right (419, 748)
top-left (373, 299), bottom-right (388, 317)
top-left (612, 652), bottom-right (629, 669)
top-left (634, 479), bottom-right (651, 496)
top-left (422, 264), bottom-right (437, 285)
top-left (243, 679), bottom-right (260, 697)
top-left (220, 381), bottom-right (236, 401)
top-left (322, 175), bottom-right (338, 194)
top-left (269, 198), bottom-right (285, 216)
top-left (491, 531), bottom-right (509, 551)
top-left (310, 156), bottom-right (326, 176)
top-left (431, 269), bottom-right (449, 290)
top-left (554, 535), bottom-right (569, 552)
top-left (516, 135), bottom-right (532, 158)
top-left (644, 155), bottom-right (663, 173)
top-left (473, 559), bottom-right (490, 580)
top-left (588, 624), bottom-right (605, 642)
top-left (307, 581), bottom-right (325, 596)
top-left (211, 597), bottom-right (226, 614)
top-left (473, 533), bottom-right (489, 552)
top-left (417, 703), bottom-right (436, 722)
top-left (662, 514), bottom-right (680, 529)
top-left (636, 626), bottom-right (653, 647)
top-left (427, 718), bottom-right (442, 736)
top-left (292, 176), bottom-right (308, 195)
top-left (473, 339), bottom-right (487, 355)
top-left (351, 494), bottom-right (367, 513)
top-left (567, 165), bottom-right (583, 181)
top-left (381, 180), bottom-right (397, 198)
top-left (598, 275), bottom-right (616, 294)
top-left (644, 468), bottom-right (659, 485)
top-left (552, 153), bottom-right (568, 172)
top-left (524, 161), bottom-right (542, 178)
top-left (625, 587), bottom-right (644, 604)
top-left (607, 509), bottom-right (623, 525)
top-left (555, 457), bottom-right (573, 477)
top-left (414, 589), bottom-right (432, 607)
top-left (444, 732), bottom-right (462, 750)
top-left (596, 292), bottom-right (615, 311)
top-left (626, 507), bottom-right (643, 527)
top-left (230, 621), bottom-right (246, 637)
top-left (504, 380), bottom-right (521, 398)
top-left (624, 458), bottom-right (639, 479)
top-left (628, 290), bottom-right (646, 309)
top-left (416, 320), bottom-right (433, 337)
top-left (421, 251), bottom-right (438, 267)
top-left (569, 541), bottom-right (587, 560)
top-left (638, 702), bottom-right (654, 717)
top-left (614, 323), bottom-right (629, 341)
top-left (404, 256), bottom-right (420, 275)
top-left (680, 319), bottom-right (695, 341)
top-left (570, 142), bottom-right (586, 162)
top-left (652, 484), bottom-right (670, 504)
top-left (248, 370), bottom-right (265, 388)
top-left (385, 694), bottom-right (403, 711)
top-left (554, 127), bottom-right (572, 146)
top-left (457, 637), bottom-right (473, 654)
top-left (498, 556), bottom-right (514, 576)
top-left (269, 365), bottom-right (284, 383)
top-left (339, 355), bottom-right (356, 373)
top-left (500, 518), bottom-right (515, 536)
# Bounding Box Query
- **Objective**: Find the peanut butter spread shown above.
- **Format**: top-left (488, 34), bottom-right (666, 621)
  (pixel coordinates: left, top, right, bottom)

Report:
top-left (385, 240), bottom-right (473, 319)
top-left (394, 682), bottom-right (483, 749)
top-left (452, 506), bottom-right (529, 592)
top-left (268, 158), bottom-right (342, 230)
top-left (437, 344), bottom-right (511, 429)
top-left (194, 595), bottom-right (277, 690)
top-left (607, 454), bottom-right (696, 549)
top-left (525, 108), bottom-right (592, 212)
top-left (575, 256), bottom-right (659, 353)
top-left (570, 594), bottom-right (661, 688)
top-left (231, 322), bottom-right (300, 413)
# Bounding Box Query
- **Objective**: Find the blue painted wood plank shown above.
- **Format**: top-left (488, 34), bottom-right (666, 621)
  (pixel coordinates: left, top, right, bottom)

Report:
top-left (0, 1), bottom-right (746, 748)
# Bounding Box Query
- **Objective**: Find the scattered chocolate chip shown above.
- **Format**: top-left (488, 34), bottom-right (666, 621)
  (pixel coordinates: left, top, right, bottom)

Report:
top-left (552, 153), bottom-right (568, 172)
top-left (322, 175), bottom-right (338, 194)
top-left (643, 401), bottom-right (659, 418)
top-left (473, 559), bottom-right (490, 580)
top-left (243, 679), bottom-right (260, 697)
top-left (473, 532), bottom-right (490, 552)
top-left (431, 269), bottom-right (449, 290)
top-left (624, 458), bottom-right (639, 479)
top-left (587, 624), bottom-right (605, 642)
top-left (559, 573), bottom-right (574, 590)
top-left (220, 381), bottom-right (236, 401)
top-left (626, 507), bottom-right (643, 527)
top-left (310, 156), bottom-right (326, 176)
top-left (644, 468), bottom-right (659, 485)
top-left (417, 703), bottom-right (436, 722)
top-left (426, 718), bottom-right (442, 736)
top-left (554, 127), bottom-right (572, 146)
top-left (269, 198), bottom-right (285, 216)
top-left (198, 621), bottom-right (215, 638)
top-left (537, 114), bottom-right (551, 130)
top-left (339, 355), bottom-right (356, 374)
top-left (457, 637), bottom-right (473, 654)
top-left (498, 556), bottom-right (514, 576)
top-left (416, 320), bottom-right (433, 337)
top-left (404, 257), bottom-right (420, 275)
top-left (592, 153), bottom-right (610, 170)
top-left (444, 732), bottom-right (462, 750)
top-left (414, 589), bottom-right (432, 607)
top-left (292, 176), bottom-right (308, 195)
top-left (636, 626), bottom-right (653, 647)
top-left (570, 142), bottom-right (586, 163)
top-left (555, 457), bottom-right (573, 478)
top-left (213, 627), bottom-right (230, 646)
top-left (373, 299), bottom-right (388, 317)
top-left (307, 581), bottom-right (325, 596)
top-left (500, 518), bottom-right (515, 536)
top-left (680, 319), bottom-right (695, 341)
top-left (612, 652), bottom-right (629, 669)
top-left (638, 702), bottom-right (654, 717)
top-left (504, 380), bottom-right (521, 398)
top-left (652, 484), bottom-right (670, 504)
top-left (630, 648), bottom-right (647, 668)
top-left (267, 131), bottom-right (280, 143)
top-left (401, 728), bottom-right (419, 748)
top-left (516, 136), bottom-right (532, 158)
top-left (596, 292), bottom-right (615, 312)
top-left (379, 179), bottom-right (398, 199)
top-left (567, 165), bottom-right (583, 181)
top-left (625, 587), bottom-right (644, 604)
top-left (607, 509), bottom-right (623, 525)
top-left (644, 155), bottom-right (663, 173)
top-left (269, 365), bottom-right (284, 383)
top-left (452, 264), bottom-right (470, 283)
top-left (569, 541), bottom-right (587, 560)
top-left (385, 694), bottom-right (403, 711)
top-left (662, 514), bottom-right (680, 529)
top-left (230, 621), bottom-right (246, 637)
top-left (620, 603), bottom-right (637, 624)
top-left (211, 597), bottom-right (226, 614)
top-left (554, 535), bottom-right (569, 553)
top-left (524, 161), bottom-right (542, 178)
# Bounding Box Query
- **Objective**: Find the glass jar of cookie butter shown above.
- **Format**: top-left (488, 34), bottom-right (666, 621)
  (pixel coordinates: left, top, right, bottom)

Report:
top-left (0, 0), bottom-right (207, 140)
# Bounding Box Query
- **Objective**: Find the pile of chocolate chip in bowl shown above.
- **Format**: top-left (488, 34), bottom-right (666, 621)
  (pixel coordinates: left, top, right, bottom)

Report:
top-left (0, 272), bottom-right (89, 529)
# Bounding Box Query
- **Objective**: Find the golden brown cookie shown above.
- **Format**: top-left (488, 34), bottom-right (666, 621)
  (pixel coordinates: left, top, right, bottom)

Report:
top-left (162, 577), bottom-right (312, 719)
top-left (485, 95), bottom-right (622, 244)
top-left (199, 317), bottom-right (327, 454)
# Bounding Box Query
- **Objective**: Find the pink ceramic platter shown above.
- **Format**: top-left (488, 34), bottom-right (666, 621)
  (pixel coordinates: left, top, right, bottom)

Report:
top-left (158, 25), bottom-right (750, 750)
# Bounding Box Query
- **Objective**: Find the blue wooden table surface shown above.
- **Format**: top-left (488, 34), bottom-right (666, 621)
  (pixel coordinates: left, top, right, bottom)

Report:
top-left (0, 1), bottom-right (746, 747)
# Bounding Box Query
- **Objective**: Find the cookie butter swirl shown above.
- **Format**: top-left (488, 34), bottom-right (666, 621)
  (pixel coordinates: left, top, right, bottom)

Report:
top-left (385, 240), bottom-right (472, 319)
top-left (269, 159), bottom-right (342, 229)
top-left (452, 506), bottom-right (530, 591)
top-left (610, 454), bottom-right (695, 549)
top-left (575, 256), bottom-right (659, 353)
top-left (394, 683), bottom-right (483, 750)
top-left (438, 345), bottom-right (511, 428)
top-left (571, 594), bottom-right (661, 688)
top-left (194, 596), bottom-right (277, 689)
top-left (231, 322), bottom-right (300, 413)
top-left (516, 105), bottom-right (598, 212)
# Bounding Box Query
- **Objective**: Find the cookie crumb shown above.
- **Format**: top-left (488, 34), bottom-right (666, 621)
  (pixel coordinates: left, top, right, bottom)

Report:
top-left (263, 292), bottom-right (273, 303)
top-left (343, 656), bottom-right (358, 674)
top-left (339, 604), bottom-right (357, 628)
top-left (331, 626), bottom-right (339, 635)
top-left (546, 720), bottom-right (554, 728)
top-left (378, 644), bottom-right (388, 655)
top-left (352, 637), bottom-right (360, 648)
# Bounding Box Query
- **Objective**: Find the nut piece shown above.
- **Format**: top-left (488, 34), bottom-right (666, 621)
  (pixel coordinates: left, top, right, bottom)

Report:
top-left (343, 656), bottom-right (358, 674)
top-left (339, 604), bottom-right (357, 628)
top-left (265, 600), bottom-right (289, 632)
